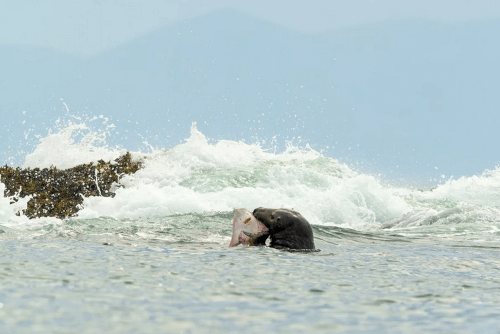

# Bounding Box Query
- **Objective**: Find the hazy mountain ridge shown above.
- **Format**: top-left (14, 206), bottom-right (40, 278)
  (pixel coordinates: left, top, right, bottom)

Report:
top-left (1, 10), bottom-right (499, 181)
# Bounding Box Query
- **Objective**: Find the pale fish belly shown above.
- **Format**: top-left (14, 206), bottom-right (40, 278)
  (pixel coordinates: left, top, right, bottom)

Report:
top-left (229, 208), bottom-right (269, 247)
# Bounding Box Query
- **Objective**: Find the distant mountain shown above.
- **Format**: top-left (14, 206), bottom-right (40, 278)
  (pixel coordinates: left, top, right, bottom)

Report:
top-left (1, 10), bottom-right (499, 181)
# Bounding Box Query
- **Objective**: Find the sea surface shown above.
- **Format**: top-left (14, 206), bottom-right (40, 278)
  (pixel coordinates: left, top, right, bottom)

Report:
top-left (1, 123), bottom-right (500, 333)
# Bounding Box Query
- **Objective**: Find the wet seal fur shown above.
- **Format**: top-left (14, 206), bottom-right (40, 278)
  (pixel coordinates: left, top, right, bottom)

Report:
top-left (251, 207), bottom-right (317, 251)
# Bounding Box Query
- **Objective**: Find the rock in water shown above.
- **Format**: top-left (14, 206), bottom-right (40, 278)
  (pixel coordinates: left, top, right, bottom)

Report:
top-left (0, 152), bottom-right (142, 219)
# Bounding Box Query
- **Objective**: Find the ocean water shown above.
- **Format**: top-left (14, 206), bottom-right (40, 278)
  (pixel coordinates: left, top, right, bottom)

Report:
top-left (1, 122), bottom-right (500, 333)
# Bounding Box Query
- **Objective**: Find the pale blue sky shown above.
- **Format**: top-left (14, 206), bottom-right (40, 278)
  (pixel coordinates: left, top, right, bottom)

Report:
top-left (1, 1), bottom-right (500, 184)
top-left (2, 0), bottom-right (500, 56)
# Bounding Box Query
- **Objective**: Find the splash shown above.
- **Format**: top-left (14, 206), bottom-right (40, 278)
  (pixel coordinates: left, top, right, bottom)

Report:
top-left (77, 122), bottom-right (411, 228)
top-left (0, 178), bottom-right (37, 228)
top-left (379, 167), bottom-right (500, 230)
top-left (3, 120), bottom-right (500, 235)
top-left (0, 181), bottom-right (14, 222)
top-left (23, 123), bottom-right (124, 170)
top-left (423, 168), bottom-right (500, 207)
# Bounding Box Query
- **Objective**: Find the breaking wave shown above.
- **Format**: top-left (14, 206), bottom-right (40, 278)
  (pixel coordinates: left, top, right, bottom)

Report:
top-left (2, 120), bottom-right (500, 241)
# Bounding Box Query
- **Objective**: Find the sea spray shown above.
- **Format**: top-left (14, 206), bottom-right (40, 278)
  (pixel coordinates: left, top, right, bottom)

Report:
top-left (0, 180), bottom-right (14, 221)
top-left (422, 167), bottom-right (500, 206)
top-left (23, 123), bottom-right (124, 169)
top-left (0, 177), bottom-right (32, 228)
top-left (1, 120), bottom-right (500, 236)
top-left (78, 123), bottom-right (411, 226)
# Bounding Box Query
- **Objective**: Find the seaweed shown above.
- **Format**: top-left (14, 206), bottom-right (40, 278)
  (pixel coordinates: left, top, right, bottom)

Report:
top-left (0, 152), bottom-right (142, 219)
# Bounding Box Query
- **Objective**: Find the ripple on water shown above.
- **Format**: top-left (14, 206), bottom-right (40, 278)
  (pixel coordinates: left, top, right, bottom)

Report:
top-left (1, 215), bottom-right (500, 333)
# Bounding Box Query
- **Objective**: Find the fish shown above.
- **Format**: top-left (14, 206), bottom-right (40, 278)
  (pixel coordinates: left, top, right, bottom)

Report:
top-left (229, 208), bottom-right (269, 247)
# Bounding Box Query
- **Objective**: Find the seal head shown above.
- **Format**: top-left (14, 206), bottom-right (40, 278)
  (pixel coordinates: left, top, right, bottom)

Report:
top-left (252, 207), bottom-right (315, 250)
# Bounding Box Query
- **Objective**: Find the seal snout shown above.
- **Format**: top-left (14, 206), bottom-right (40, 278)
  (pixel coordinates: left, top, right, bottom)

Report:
top-left (252, 207), bottom-right (267, 222)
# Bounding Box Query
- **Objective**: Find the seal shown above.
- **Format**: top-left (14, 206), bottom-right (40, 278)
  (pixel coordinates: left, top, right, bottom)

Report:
top-left (251, 207), bottom-right (315, 250)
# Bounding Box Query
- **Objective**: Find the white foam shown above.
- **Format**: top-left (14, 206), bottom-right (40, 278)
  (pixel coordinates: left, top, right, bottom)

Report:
top-left (23, 123), bottom-right (124, 170)
top-left (8, 120), bottom-right (500, 232)
top-left (422, 168), bottom-right (500, 207)
top-left (77, 123), bottom-right (411, 228)
top-left (0, 179), bottom-right (43, 228)
top-left (0, 181), bottom-right (14, 222)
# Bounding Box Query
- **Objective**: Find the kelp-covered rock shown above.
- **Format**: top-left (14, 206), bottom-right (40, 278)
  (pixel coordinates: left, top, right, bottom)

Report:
top-left (0, 152), bottom-right (142, 219)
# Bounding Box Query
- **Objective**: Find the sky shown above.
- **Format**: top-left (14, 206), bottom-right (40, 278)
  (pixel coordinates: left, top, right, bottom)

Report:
top-left (1, 1), bottom-right (500, 184)
top-left (1, 0), bottom-right (500, 56)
